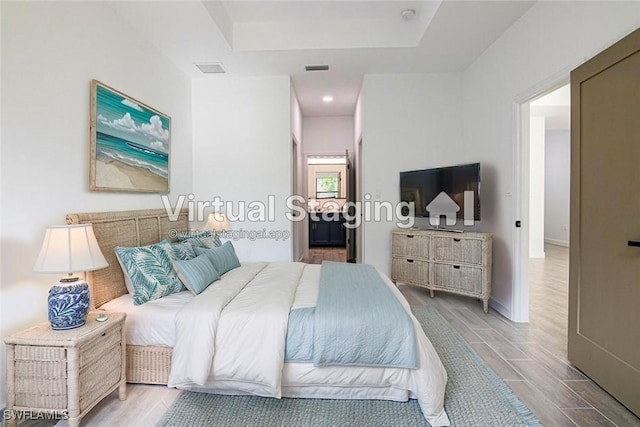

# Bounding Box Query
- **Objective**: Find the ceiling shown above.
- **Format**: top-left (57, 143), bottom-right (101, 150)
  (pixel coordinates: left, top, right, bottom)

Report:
top-left (108, 1), bottom-right (536, 116)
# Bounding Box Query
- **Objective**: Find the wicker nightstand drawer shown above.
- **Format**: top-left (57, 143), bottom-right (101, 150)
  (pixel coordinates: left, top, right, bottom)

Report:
top-left (14, 352), bottom-right (68, 408)
top-left (4, 312), bottom-right (126, 427)
top-left (79, 325), bottom-right (122, 366)
top-left (79, 326), bottom-right (123, 412)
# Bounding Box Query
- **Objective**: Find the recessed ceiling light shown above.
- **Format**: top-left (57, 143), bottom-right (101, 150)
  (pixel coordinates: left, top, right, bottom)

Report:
top-left (322, 95), bottom-right (334, 103)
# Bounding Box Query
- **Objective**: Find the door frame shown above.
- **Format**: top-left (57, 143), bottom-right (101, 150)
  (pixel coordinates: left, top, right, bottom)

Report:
top-left (512, 67), bottom-right (575, 322)
top-left (356, 137), bottom-right (363, 263)
top-left (291, 135), bottom-right (304, 262)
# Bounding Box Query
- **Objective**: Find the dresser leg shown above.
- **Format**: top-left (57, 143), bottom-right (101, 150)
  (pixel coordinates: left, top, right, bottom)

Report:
top-left (429, 290), bottom-right (434, 298)
top-left (483, 299), bottom-right (489, 313)
top-left (118, 382), bottom-right (127, 401)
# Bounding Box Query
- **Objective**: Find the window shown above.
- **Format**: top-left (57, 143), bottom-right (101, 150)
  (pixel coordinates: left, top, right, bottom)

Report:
top-left (316, 172), bottom-right (340, 199)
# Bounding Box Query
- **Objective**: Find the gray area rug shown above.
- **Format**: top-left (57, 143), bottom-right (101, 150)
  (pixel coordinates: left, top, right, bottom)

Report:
top-left (157, 306), bottom-right (540, 426)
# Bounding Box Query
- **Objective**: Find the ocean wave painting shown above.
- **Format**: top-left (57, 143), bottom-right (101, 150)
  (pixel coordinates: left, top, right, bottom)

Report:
top-left (90, 80), bottom-right (170, 192)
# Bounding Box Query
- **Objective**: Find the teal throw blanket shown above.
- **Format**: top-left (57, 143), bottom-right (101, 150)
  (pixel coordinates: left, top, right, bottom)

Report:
top-left (286, 262), bottom-right (417, 368)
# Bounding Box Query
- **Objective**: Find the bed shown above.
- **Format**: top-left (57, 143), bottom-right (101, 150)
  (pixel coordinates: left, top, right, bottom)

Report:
top-left (66, 208), bottom-right (450, 426)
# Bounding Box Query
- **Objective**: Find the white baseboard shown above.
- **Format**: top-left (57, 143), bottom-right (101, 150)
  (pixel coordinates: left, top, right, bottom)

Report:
top-left (544, 237), bottom-right (569, 247)
top-left (529, 250), bottom-right (546, 259)
top-left (488, 297), bottom-right (512, 321)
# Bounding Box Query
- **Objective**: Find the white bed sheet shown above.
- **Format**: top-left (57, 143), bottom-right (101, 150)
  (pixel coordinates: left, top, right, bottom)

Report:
top-left (100, 289), bottom-right (193, 347)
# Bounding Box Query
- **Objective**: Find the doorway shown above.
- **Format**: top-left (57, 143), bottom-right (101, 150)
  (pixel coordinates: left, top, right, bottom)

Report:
top-left (356, 137), bottom-right (363, 263)
top-left (291, 137), bottom-right (305, 262)
top-left (305, 154), bottom-right (348, 263)
top-left (515, 82), bottom-right (570, 322)
top-left (529, 84), bottom-right (571, 258)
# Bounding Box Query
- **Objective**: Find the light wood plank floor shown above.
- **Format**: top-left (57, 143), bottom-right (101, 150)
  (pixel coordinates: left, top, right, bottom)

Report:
top-left (303, 247), bottom-right (347, 264)
top-left (401, 244), bottom-right (640, 427)
top-left (20, 244), bottom-right (639, 426)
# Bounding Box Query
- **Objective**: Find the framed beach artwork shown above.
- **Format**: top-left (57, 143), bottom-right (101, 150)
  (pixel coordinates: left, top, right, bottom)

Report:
top-left (90, 80), bottom-right (170, 193)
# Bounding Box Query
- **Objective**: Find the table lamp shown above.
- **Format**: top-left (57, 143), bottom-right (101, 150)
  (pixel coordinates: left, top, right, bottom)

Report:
top-left (33, 224), bottom-right (108, 330)
top-left (203, 212), bottom-right (231, 232)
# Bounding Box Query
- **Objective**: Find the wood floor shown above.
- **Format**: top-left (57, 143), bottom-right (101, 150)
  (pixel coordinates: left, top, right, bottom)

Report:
top-left (303, 246), bottom-right (347, 264)
top-left (401, 244), bottom-right (640, 427)
top-left (18, 245), bottom-right (639, 426)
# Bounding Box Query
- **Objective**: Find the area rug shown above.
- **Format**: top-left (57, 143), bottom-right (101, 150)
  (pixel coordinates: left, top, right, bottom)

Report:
top-left (157, 306), bottom-right (540, 426)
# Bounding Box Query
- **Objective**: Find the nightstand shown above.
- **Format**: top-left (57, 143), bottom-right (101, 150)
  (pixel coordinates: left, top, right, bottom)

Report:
top-left (4, 311), bottom-right (126, 427)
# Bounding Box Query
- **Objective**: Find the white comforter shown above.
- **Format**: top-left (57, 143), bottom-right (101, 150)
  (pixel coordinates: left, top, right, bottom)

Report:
top-left (168, 262), bottom-right (450, 426)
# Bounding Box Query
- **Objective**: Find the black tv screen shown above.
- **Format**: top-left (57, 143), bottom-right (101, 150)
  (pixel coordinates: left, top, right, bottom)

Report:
top-left (400, 163), bottom-right (480, 220)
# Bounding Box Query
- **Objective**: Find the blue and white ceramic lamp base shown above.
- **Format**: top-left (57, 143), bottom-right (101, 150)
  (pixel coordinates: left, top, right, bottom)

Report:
top-left (48, 280), bottom-right (90, 330)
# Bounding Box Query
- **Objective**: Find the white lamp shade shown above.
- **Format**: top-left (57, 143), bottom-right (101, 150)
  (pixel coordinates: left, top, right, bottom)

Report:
top-left (34, 224), bottom-right (108, 274)
top-left (204, 212), bottom-right (231, 232)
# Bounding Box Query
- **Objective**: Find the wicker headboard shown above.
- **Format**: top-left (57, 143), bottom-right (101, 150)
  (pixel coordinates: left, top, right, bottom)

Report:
top-left (66, 208), bottom-right (190, 308)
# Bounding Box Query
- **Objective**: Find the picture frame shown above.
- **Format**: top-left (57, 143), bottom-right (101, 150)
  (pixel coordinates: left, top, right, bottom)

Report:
top-left (90, 80), bottom-right (170, 193)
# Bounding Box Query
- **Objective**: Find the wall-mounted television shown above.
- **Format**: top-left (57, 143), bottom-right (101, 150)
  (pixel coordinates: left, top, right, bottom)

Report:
top-left (400, 163), bottom-right (480, 220)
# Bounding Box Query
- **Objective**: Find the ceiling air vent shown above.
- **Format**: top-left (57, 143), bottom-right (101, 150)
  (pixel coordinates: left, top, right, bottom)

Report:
top-left (194, 63), bottom-right (226, 74)
top-left (305, 64), bottom-right (331, 72)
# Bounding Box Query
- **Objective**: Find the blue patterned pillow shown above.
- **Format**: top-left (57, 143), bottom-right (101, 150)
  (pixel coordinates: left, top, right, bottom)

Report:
top-left (194, 241), bottom-right (241, 276)
top-left (114, 239), bottom-right (171, 295)
top-left (158, 240), bottom-right (196, 261)
top-left (114, 243), bottom-right (184, 305)
top-left (173, 254), bottom-right (220, 295)
top-left (177, 231), bottom-right (222, 249)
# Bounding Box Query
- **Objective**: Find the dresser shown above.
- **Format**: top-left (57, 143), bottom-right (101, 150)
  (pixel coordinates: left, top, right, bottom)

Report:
top-left (391, 229), bottom-right (492, 312)
top-left (4, 311), bottom-right (126, 427)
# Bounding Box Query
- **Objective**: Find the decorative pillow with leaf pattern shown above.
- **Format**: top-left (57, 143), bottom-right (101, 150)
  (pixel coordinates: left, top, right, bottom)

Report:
top-left (115, 243), bottom-right (184, 305)
top-left (177, 231), bottom-right (222, 249)
top-left (158, 240), bottom-right (196, 261)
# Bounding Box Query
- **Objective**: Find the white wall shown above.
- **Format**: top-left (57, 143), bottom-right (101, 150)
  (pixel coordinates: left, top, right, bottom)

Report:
top-left (303, 116), bottom-right (354, 156)
top-left (0, 3), bottom-right (4, 347)
top-left (290, 86), bottom-right (305, 261)
top-left (361, 74), bottom-right (464, 274)
top-left (354, 93), bottom-right (363, 262)
top-left (462, 1), bottom-right (640, 320)
top-left (354, 92), bottom-right (363, 144)
top-left (0, 1), bottom-right (192, 408)
top-left (291, 85), bottom-right (303, 145)
top-left (191, 76), bottom-right (292, 262)
top-left (545, 130), bottom-right (570, 246)
top-left (529, 116), bottom-right (545, 258)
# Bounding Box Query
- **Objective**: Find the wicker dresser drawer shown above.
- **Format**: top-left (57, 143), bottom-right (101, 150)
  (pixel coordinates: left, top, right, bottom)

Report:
top-left (391, 256), bottom-right (430, 286)
top-left (4, 312), bottom-right (126, 427)
top-left (433, 236), bottom-right (483, 265)
top-left (433, 263), bottom-right (483, 295)
top-left (392, 232), bottom-right (429, 259)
